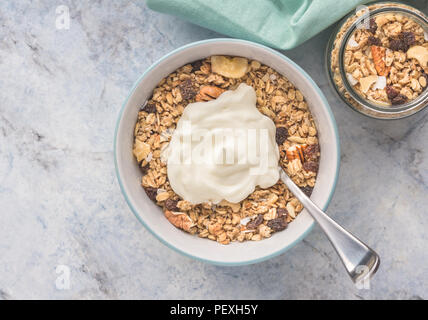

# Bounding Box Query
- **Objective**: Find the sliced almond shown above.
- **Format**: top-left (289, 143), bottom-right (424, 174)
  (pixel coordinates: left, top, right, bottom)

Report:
top-left (419, 76), bottom-right (427, 87)
top-left (286, 202), bottom-right (296, 219)
top-left (156, 191), bottom-right (170, 202)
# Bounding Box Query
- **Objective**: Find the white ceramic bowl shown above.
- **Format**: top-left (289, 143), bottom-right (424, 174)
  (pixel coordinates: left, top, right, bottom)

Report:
top-left (114, 39), bottom-right (340, 265)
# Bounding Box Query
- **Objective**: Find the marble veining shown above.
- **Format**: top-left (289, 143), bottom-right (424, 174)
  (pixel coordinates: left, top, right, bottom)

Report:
top-left (0, 0), bottom-right (427, 299)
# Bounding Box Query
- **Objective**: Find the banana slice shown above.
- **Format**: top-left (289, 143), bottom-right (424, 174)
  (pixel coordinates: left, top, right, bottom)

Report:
top-left (211, 56), bottom-right (249, 78)
top-left (407, 45), bottom-right (428, 67)
top-left (359, 75), bottom-right (378, 93)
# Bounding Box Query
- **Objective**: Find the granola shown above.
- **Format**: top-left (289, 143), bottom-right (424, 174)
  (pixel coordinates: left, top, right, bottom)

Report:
top-left (133, 56), bottom-right (320, 244)
top-left (330, 2), bottom-right (428, 111)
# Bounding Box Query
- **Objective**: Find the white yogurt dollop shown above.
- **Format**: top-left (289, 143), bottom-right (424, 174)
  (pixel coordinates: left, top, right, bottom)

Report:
top-left (167, 84), bottom-right (280, 204)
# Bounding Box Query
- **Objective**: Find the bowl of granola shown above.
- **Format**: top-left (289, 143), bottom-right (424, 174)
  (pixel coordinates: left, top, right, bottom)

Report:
top-left (115, 39), bottom-right (340, 265)
top-left (327, 1), bottom-right (428, 119)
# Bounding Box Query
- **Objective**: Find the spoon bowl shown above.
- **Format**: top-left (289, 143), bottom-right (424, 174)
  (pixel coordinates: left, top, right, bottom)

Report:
top-left (280, 170), bottom-right (380, 283)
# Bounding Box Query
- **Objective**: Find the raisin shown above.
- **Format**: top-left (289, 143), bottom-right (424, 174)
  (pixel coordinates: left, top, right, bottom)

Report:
top-left (402, 32), bottom-right (415, 48)
top-left (389, 39), bottom-right (407, 51)
top-left (304, 144), bottom-right (320, 161)
top-left (140, 163), bottom-right (150, 175)
top-left (246, 214), bottom-right (264, 230)
top-left (300, 186), bottom-right (314, 197)
top-left (144, 187), bottom-right (157, 202)
top-left (267, 217), bottom-right (287, 232)
top-left (141, 102), bottom-right (157, 113)
top-left (303, 161), bottom-right (319, 173)
top-left (386, 85), bottom-right (399, 100)
top-left (277, 208), bottom-right (288, 218)
top-left (368, 18), bottom-right (378, 34)
top-left (391, 94), bottom-right (408, 105)
top-left (368, 36), bottom-right (381, 46)
top-left (165, 199), bottom-right (179, 212)
top-left (191, 60), bottom-right (203, 72)
top-left (179, 79), bottom-right (197, 100)
top-left (275, 127), bottom-right (288, 145)
top-left (389, 32), bottom-right (416, 52)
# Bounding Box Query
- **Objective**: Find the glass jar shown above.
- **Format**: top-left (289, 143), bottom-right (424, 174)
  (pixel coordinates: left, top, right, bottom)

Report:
top-left (326, 1), bottom-right (428, 119)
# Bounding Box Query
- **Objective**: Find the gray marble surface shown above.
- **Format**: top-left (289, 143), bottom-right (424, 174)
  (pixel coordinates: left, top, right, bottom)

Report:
top-left (0, 0), bottom-right (427, 300)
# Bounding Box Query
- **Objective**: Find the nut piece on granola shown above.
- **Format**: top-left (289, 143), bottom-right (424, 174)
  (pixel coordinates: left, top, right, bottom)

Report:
top-left (164, 210), bottom-right (194, 232)
top-left (195, 85), bottom-right (226, 102)
top-left (286, 144), bottom-right (306, 162)
top-left (211, 56), bottom-right (249, 78)
top-left (407, 45), bottom-right (428, 67)
top-left (371, 46), bottom-right (390, 76)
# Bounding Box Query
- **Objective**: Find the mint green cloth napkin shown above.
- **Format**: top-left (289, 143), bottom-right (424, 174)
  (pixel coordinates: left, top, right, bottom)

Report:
top-left (146, 0), bottom-right (369, 50)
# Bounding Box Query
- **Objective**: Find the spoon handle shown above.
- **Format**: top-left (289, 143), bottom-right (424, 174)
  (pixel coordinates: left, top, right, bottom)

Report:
top-left (280, 170), bottom-right (380, 283)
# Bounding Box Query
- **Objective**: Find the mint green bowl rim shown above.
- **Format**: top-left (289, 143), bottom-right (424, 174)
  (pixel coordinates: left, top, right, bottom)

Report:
top-left (114, 38), bottom-right (341, 266)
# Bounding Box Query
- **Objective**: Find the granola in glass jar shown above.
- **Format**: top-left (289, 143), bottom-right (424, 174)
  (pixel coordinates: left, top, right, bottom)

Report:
top-left (327, 2), bottom-right (428, 118)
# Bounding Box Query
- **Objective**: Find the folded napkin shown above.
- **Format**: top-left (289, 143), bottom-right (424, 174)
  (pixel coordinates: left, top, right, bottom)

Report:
top-left (146, 0), bottom-right (369, 50)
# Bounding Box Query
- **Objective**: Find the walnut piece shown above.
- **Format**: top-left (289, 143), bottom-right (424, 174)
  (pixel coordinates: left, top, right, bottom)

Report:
top-left (164, 210), bottom-right (194, 232)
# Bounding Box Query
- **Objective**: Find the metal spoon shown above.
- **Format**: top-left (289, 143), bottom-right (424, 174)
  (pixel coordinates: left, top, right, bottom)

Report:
top-left (280, 169), bottom-right (380, 284)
